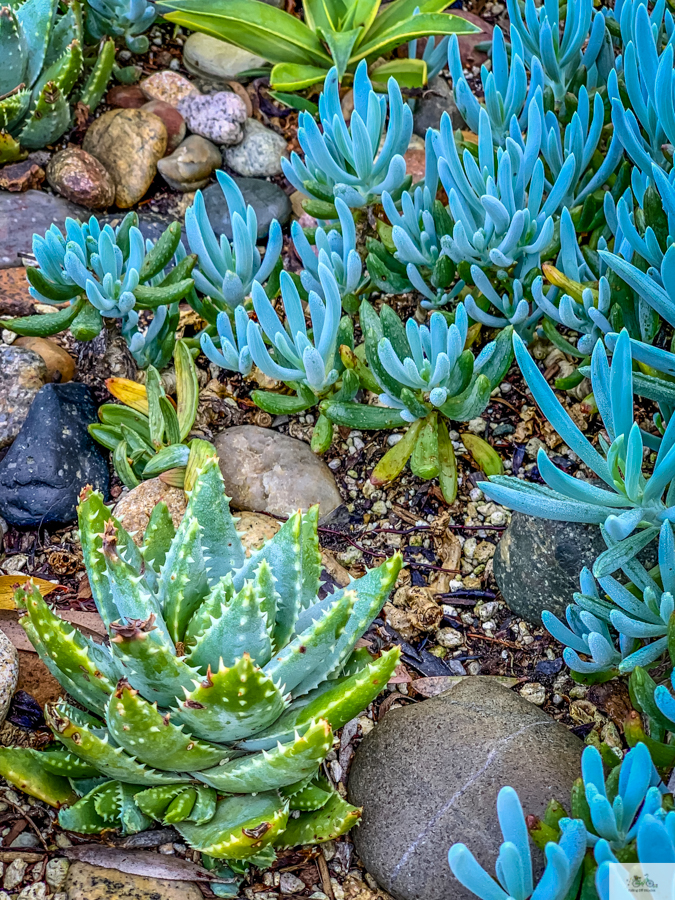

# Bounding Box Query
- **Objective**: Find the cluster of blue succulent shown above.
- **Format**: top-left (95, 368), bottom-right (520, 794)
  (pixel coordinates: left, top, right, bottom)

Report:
top-left (449, 744), bottom-right (671, 900)
top-left (84, 0), bottom-right (156, 52)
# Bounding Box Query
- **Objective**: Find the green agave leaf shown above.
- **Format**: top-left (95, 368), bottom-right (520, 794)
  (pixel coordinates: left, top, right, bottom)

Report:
top-left (44, 0), bottom-right (80, 67)
top-left (319, 26), bottom-right (361, 79)
top-left (270, 62), bottom-right (329, 91)
top-left (369, 57), bottom-right (427, 87)
top-left (159, 0), bottom-right (332, 66)
top-left (274, 791), bottom-right (361, 848)
top-left (0, 748), bottom-right (76, 807)
top-left (59, 782), bottom-right (116, 834)
top-left (31, 37), bottom-right (83, 104)
top-left (172, 655), bottom-right (287, 744)
top-left (175, 792), bottom-right (289, 860)
top-left (30, 748), bottom-right (98, 778)
top-left (239, 646), bottom-right (400, 750)
top-left (94, 780), bottom-right (151, 834)
top-left (77, 37), bottom-right (114, 112)
top-left (356, 11), bottom-right (475, 60)
top-left (142, 501), bottom-right (176, 580)
top-left (46, 700), bottom-right (191, 785)
top-left (165, 787), bottom-right (198, 823)
top-left (0, 88), bottom-right (31, 131)
top-left (0, 6), bottom-right (27, 96)
top-left (285, 778), bottom-right (332, 812)
top-left (198, 718), bottom-right (333, 793)
top-left (106, 680), bottom-right (229, 772)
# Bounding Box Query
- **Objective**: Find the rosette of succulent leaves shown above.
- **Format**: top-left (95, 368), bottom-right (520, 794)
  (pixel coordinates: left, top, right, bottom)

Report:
top-left (84, 0), bottom-right (156, 53)
top-left (89, 340), bottom-right (216, 490)
top-left (282, 62), bottom-right (413, 217)
top-left (0, 457), bottom-right (401, 888)
top-left (372, 133), bottom-right (465, 311)
top-left (5, 213), bottom-right (196, 357)
top-left (449, 744), bottom-right (671, 900)
top-left (0, 0), bottom-right (114, 163)
top-left (292, 197), bottom-right (367, 315)
top-left (542, 520), bottom-right (675, 678)
top-left (185, 171), bottom-right (283, 321)
top-left (320, 301), bottom-right (513, 500)
top-left (483, 329), bottom-right (675, 574)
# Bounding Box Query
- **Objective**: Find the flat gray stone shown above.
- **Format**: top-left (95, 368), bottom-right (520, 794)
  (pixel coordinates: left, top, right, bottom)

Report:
top-left (203, 176), bottom-right (291, 239)
top-left (348, 676), bottom-right (583, 900)
top-left (0, 191), bottom-right (90, 268)
top-left (214, 425), bottom-right (342, 517)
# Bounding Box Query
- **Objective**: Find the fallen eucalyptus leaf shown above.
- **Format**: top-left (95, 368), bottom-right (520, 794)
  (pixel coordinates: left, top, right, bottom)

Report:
top-left (64, 845), bottom-right (227, 882)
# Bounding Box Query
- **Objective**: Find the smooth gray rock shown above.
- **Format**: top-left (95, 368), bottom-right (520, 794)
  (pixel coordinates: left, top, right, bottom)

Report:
top-left (0, 191), bottom-right (89, 268)
top-left (0, 383), bottom-right (109, 526)
top-left (183, 33), bottom-right (267, 81)
top-left (348, 677), bottom-right (583, 900)
top-left (203, 176), bottom-right (291, 239)
top-left (222, 118), bottom-right (288, 177)
top-left (494, 513), bottom-right (616, 622)
top-left (413, 75), bottom-right (463, 137)
top-left (158, 135), bottom-right (222, 191)
top-left (0, 344), bottom-right (48, 448)
top-left (214, 425), bottom-right (342, 517)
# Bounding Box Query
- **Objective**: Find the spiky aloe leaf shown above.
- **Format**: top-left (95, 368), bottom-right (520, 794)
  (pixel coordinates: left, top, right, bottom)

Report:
top-left (263, 591), bottom-right (357, 696)
top-left (300, 506), bottom-right (322, 610)
top-left (30, 748), bottom-right (98, 778)
top-left (165, 787), bottom-right (197, 823)
top-left (0, 6), bottom-right (27, 96)
top-left (44, 0), bottom-right (80, 67)
top-left (273, 791), bottom-right (361, 848)
top-left (158, 511), bottom-right (209, 644)
top-left (0, 130), bottom-right (26, 164)
top-left (239, 647), bottom-right (400, 750)
top-left (0, 748), bottom-right (76, 807)
top-left (103, 521), bottom-right (172, 647)
top-left (291, 554), bottom-right (402, 695)
top-left (135, 783), bottom-right (216, 825)
top-left (175, 793), bottom-right (289, 860)
top-left (78, 487), bottom-right (119, 628)
top-left (16, 0), bottom-right (59, 87)
top-left (285, 777), bottom-right (332, 812)
top-left (197, 719), bottom-right (333, 793)
top-left (110, 616), bottom-right (201, 708)
top-left (106, 680), bottom-right (229, 772)
top-left (187, 577), bottom-right (273, 672)
top-left (59, 783), bottom-right (114, 834)
top-left (46, 700), bottom-right (191, 786)
top-left (21, 583), bottom-right (118, 713)
top-left (233, 512), bottom-right (305, 652)
top-left (186, 457), bottom-right (245, 586)
top-left (77, 36), bottom-right (113, 111)
top-left (172, 655), bottom-right (287, 744)
top-left (18, 80), bottom-right (70, 150)
top-left (31, 37), bottom-right (82, 100)
top-left (142, 501), bottom-right (176, 573)
top-left (93, 780), bottom-right (151, 834)
top-left (0, 88), bottom-right (30, 130)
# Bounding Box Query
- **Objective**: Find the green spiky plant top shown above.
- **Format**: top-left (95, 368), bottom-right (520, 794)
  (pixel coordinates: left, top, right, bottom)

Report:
top-left (0, 457), bottom-right (401, 869)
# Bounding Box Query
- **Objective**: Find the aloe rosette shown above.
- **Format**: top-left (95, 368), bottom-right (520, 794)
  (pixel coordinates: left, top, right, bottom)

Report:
top-left (0, 458), bottom-right (401, 865)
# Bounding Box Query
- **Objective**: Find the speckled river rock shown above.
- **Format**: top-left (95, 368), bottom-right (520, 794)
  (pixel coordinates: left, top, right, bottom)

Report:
top-left (0, 344), bottom-right (48, 448)
top-left (0, 383), bottom-right (109, 526)
top-left (0, 630), bottom-right (19, 728)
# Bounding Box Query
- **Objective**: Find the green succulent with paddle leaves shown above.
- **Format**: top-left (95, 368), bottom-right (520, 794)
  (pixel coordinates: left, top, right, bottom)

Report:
top-left (89, 340), bottom-right (214, 490)
top-left (0, 456), bottom-right (401, 880)
top-left (157, 0), bottom-right (477, 92)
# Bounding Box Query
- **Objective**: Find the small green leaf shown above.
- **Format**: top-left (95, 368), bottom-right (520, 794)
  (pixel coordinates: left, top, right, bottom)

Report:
top-left (371, 419), bottom-right (423, 484)
top-left (460, 433), bottom-right (503, 476)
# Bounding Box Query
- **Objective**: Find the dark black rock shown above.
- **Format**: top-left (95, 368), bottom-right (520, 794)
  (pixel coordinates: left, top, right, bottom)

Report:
top-left (203, 176), bottom-right (292, 239)
top-left (0, 383), bottom-right (109, 526)
top-left (412, 75), bottom-right (464, 138)
top-left (348, 677), bottom-right (583, 900)
top-left (494, 512), bottom-right (618, 623)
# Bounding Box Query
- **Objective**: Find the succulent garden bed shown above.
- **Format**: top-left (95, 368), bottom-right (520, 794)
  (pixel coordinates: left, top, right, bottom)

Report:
top-left (2, 0), bottom-right (675, 896)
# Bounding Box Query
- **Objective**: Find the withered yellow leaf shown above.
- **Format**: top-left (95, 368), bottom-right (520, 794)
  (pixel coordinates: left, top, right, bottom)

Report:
top-left (105, 378), bottom-right (149, 415)
top-left (0, 575), bottom-right (59, 609)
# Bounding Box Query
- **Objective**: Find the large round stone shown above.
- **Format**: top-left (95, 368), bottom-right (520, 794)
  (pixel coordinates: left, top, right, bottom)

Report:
top-left (183, 32), bottom-right (267, 81)
top-left (214, 425), bottom-right (342, 517)
top-left (82, 109), bottom-right (167, 208)
top-left (222, 118), bottom-right (288, 177)
top-left (348, 676), bottom-right (583, 900)
top-left (0, 344), bottom-right (48, 448)
top-left (202, 175), bottom-right (291, 239)
top-left (46, 147), bottom-right (115, 209)
top-left (494, 512), bottom-right (611, 623)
